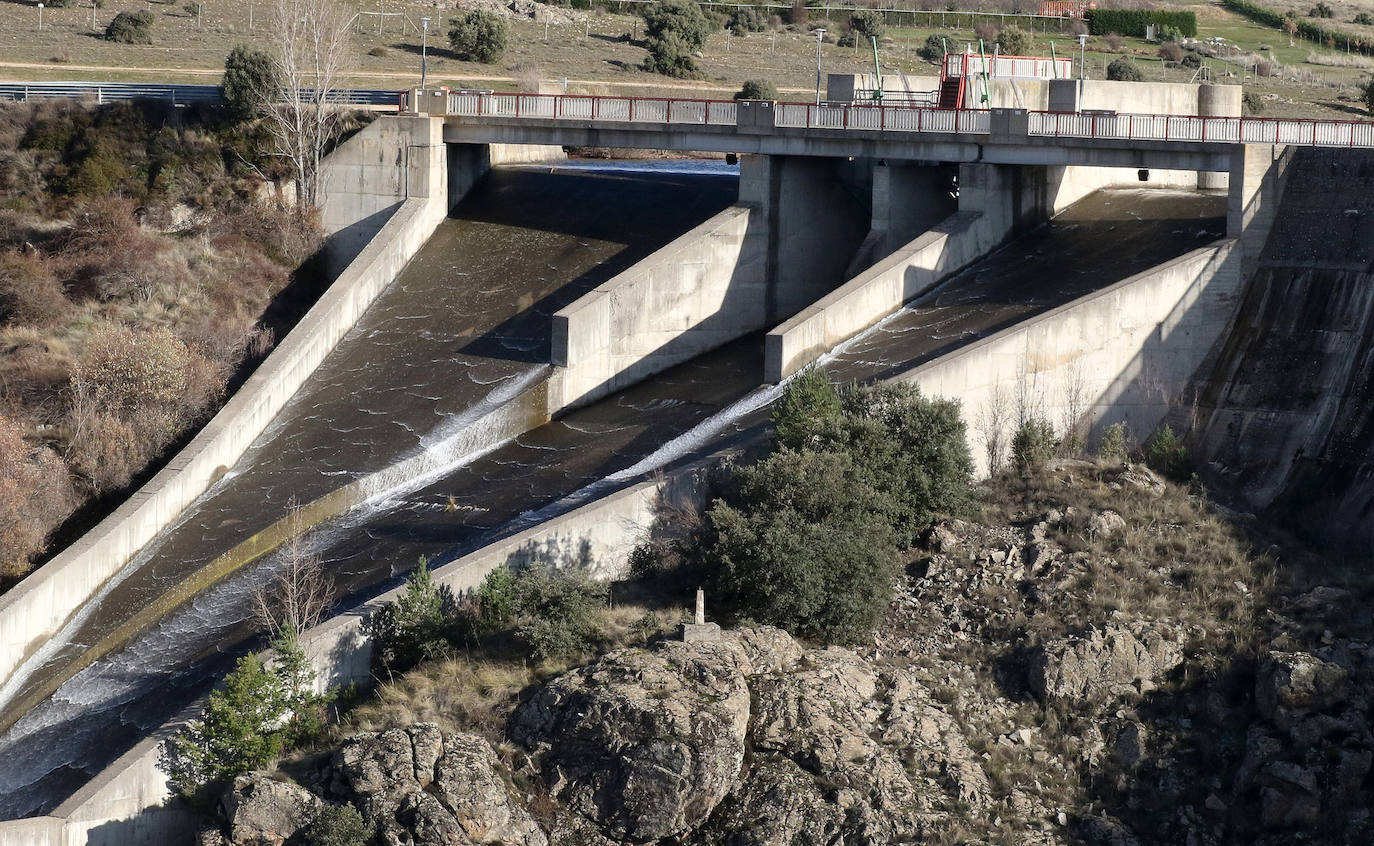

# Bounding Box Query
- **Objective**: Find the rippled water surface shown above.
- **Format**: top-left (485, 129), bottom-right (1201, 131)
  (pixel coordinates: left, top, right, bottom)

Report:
top-left (0, 181), bottom-right (1223, 819)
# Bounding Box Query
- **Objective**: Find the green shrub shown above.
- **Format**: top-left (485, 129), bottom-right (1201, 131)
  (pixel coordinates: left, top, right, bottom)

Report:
top-left (476, 564), bottom-right (517, 633)
top-left (706, 449), bottom-right (899, 643)
top-left (448, 10), bottom-right (509, 64)
top-left (105, 10), bottom-right (154, 44)
top-left (917, 33), bottom-right (947, 62)
top-left (1012, 418), bottom-right (1057, 474)
top-left (1159, 42), bottom-right (1184, 63)
top-left (1107, 57), bottom-right (1145, 81)
top-left (1364, 80), bottom-right (1374, 115)
top-left (1097, 421), bottom-right (1128, 463)
top-left (642, 0), bottom-right (711, 78)
top-left (222, 46), bottom-right (279, 119)
top-left (1310, 2), bottom-right (1334, 18)
top-left (1143, 424), bottom-right (1190, 481)
top-left (511, 567), bottom-right (607, 662)
top-left (1242, 90), bottom-right (1264, 114)
top-left (1159, 24), bottom-right (1184, 42)
top-left (997, 25), bottom-right (1032, 55)
top-left (362, 557), bottom-right (467, 677)
top-left (735, 79), bottom-right (778, 100)
top-left (726, 5), bottom-right (765, 35)
top-left (302, 804), bottom-right (369, 846)
top-left (1355, 12), bottom-right (1374, 25)
top-left (1086, 9), bottom-right (1197, 38)
top-left (163, 639), bottom-right (323, 799)
top-left (1181, 51), bottom-right (1204, 69)
top-left (772, 365), bottom-right (842, 450)
top-left (838, 8), bottom-right (884, 46)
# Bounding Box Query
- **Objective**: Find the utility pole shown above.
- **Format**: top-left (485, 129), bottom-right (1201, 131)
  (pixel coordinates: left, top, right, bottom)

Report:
top-left (420, 17), bottom-right (430, 90)
top-left (815, 28), bottom-right (826, 106)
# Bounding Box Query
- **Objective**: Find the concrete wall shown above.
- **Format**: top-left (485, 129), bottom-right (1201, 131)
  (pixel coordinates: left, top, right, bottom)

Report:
top-left (0, 117), bottom-right (450, 707)
top-left (896, 242), bottom-right (1242, 477)
top-left (549, 207), bottom-right (758, 409)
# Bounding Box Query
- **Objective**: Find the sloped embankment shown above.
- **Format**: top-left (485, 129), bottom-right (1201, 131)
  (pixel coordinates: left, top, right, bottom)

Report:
top-left (1192, 147), bottom-right (1374, 544)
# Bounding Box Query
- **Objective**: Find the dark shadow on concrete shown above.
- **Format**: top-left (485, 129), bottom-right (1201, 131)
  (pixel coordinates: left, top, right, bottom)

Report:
top-left (321, 202), bottom-right (402, 278)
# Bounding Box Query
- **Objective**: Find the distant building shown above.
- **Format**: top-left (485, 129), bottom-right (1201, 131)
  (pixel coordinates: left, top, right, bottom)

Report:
top-left (1039, 1), bottom-right (1096, 19)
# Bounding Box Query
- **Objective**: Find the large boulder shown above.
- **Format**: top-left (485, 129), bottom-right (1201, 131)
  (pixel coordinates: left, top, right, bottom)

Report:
top-left (220, 773), bottom-right (321, 846)
top-left (1029, 625), bottom-right (1182, 705)
top-left (332, 725), bottom-right (545, 846)
top-left (1255, 651), bottom-right (1349, 725)
top-left (510, 640), bottom-right (752, 842)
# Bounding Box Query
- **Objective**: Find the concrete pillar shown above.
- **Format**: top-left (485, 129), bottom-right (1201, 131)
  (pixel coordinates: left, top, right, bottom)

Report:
top-left (870, 162), bottom-right (957, 258)
top-left (1198, 85), bottom-right (1241, 190)
top-left (1228, 143), bottom-right (1288, 279)
top-left (958, 162), bottom-right (1052, 239)
top-left (738, 154), bottom-right (871, 322)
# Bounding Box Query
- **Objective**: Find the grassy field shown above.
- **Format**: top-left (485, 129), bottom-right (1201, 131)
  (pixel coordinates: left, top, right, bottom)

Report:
top-left (0, 0), bottom-right (1370, 117)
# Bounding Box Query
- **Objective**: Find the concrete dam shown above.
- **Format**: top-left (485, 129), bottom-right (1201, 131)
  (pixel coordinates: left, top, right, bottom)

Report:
top-left (0, 106), bottom-right (1303, 840)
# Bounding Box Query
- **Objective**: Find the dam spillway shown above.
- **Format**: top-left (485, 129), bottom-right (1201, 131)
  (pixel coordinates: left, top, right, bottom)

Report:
top-left (0, 170), bottom-right (1225, 820)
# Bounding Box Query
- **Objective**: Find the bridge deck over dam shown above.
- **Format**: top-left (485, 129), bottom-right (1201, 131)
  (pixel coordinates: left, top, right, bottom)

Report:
top-left (429, 90), bottom-right (1374, 172)
top-left (0, 173), bottom-right (1225, 821)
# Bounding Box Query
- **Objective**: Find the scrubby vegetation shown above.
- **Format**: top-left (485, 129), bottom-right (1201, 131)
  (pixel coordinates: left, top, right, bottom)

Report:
top-left (447, 9), bottom-right (509, 65)
top-left (641, 0), bottom-right (712, 78)
top-left (222, 46), bottom-right (280, 120)
top-left (0, 99), bottom-right (332, 591)
top-left (734, 79), bottom-right (777, 100)
top-left (105, 10), bottom-right (154, 44)
top-left (1107, 56), bottom-right (1145, 81)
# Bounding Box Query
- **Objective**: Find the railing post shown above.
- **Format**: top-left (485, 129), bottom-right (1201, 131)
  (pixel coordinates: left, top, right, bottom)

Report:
top-left (629, 98), bottom-right (634, 122)
top-left (665, 99), bottom-right (671, 123)
top-left (477, 94), bottom-right (483, 117)
top-left (704, 101), bottom-right (710, 124)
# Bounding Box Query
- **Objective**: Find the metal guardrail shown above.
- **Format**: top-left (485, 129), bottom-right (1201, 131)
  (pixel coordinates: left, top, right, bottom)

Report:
top-left (0, 82), bottom-right (400, 107)
top-left (442, 90), bottom-right (1374, 150)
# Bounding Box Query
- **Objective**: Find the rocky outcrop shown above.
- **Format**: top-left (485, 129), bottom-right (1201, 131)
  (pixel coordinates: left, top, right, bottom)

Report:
top-left (220, 774), bottom-right (321, 846)
top-left (332, 724), bottom-right (545, 846)
top-left (1029, 625), bottom-right (1183, 706)
top-left (510, 640), bottom-right (752, 841)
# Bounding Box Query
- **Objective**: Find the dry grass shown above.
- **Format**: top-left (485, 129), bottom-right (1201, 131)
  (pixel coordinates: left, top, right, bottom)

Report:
top-left (337, 601), bottom-right (682, 741)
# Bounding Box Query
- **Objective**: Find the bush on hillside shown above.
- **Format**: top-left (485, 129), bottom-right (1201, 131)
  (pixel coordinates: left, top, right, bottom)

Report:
top-left (222, 46), bottom-right (279, 119)
top-left (1159, 24), bottom-right (1184, 42)
top-left (1364, 79), bottom-right (1374, 114)
top-left (1355, 12), bottom-right (1374, 25)
top-left (1107, 56), bottom-right (1145, 81)
top-left (726, 5), bottom-right (765, 35)
top-left (734, 79), bottom-right (777, 100)
top-left (362, 557), bottom-right (466, 677)
top-left (105, 10), bottom-right (154, 44)
top-left (706, 449), bottom-right (899, 643)
top-left (1243, 89), bottom-right (1264, 114)
top-left (642, 0), bottom-right (712, 78)
top-left (1012, 417), bottom-right (1057, 474)
top-left (997, 25), bottom-right (1032, 55)
top-left (838, 8), bottom-right (884, 46)
top-left (1097, 421), bottom-right (1128, 463)
top-left (1159, 42), bottom-right (1184, 63)
top-left (448, 10), bottom-right (509, 64)
top-left (772, 365), bottom-right (842, 450)
top-left (1143, 424), bottom-right (1191, 481)
top-left (301, 804), bottom-right (369, 846)
top-left (1310, 2), bottom-right (1335, 18)
top-left (1181, 51), bottom-right (1204, 69)
top-left (917, 33), bottom-right (947, 62)
top-left (510, 567), bottom-right (607, 662)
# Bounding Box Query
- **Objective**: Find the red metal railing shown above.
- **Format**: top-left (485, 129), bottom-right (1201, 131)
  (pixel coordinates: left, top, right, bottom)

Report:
top-left (441, 91), bottom-right (1374, 149)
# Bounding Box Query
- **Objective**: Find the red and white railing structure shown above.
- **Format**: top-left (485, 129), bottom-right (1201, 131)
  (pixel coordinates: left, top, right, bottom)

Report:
top-left (942, 51), bottom-right (1074, 82)
top-left (435, 90), bottom-right (1374, 150)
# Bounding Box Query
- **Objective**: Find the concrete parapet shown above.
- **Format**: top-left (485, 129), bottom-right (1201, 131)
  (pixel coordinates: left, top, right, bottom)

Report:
top-left (1228, 143), bottom-right (1293, 279)
top-left (550, 206), bottom-right (758, 409)
top-left (896, 241), bottom-right (1242, 477)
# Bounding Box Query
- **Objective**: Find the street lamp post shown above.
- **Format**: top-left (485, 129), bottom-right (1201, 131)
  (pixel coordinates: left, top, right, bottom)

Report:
top-left (37, 3), bottom-right (44, 31)
top-left (421, 17), bottom-right (431, 90)
top-left (1077, 32), bottom-right (1088, 81)
top-left (814, 28), bottom-right (826, 106)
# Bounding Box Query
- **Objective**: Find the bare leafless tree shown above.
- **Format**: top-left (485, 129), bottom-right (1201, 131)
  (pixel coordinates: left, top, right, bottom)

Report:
top-left (977, 384), bottom-right (1011, 474)
top-left (1058, 360), bottom-right (1089, 456)
top-left (264, 0), bottom-right (354, 210)
top-left (253, 503), bottom-right (335, 640)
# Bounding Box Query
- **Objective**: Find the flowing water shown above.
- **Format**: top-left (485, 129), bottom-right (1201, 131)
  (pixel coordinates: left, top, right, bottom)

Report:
top-left (0, 178), bottom-right (1224, 819)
